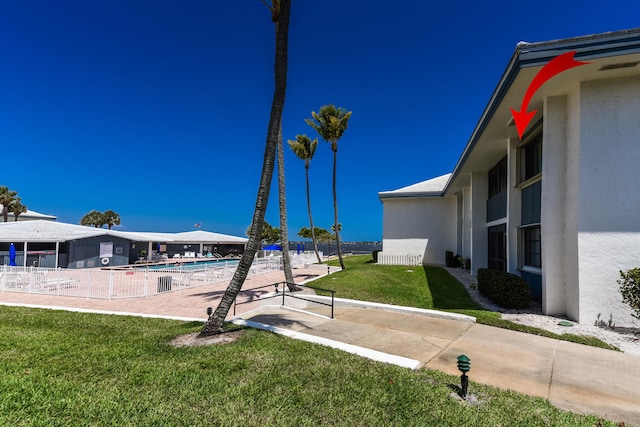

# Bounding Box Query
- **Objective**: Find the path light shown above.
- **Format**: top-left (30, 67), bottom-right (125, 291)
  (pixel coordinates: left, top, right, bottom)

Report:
top-left (207, 307), bottom-right (213, 318)
top-left (457, 354), bottom-right (471, 399)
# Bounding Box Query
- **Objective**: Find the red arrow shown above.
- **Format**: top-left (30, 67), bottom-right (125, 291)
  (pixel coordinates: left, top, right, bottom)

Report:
top-left (511, 51), bottom-right (589, 139)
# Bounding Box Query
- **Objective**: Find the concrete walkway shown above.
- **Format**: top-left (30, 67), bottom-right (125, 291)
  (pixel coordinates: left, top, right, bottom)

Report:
top-left (238, 304), bottom-right (640, 426)
top-left (2, 266), bottom-right (638, 425)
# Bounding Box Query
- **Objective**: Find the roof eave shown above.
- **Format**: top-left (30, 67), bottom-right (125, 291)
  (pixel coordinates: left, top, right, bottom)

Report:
top-left (444, 28), bottom-right (640, 196)
top-left (379, 191), bottom-right (444, 200)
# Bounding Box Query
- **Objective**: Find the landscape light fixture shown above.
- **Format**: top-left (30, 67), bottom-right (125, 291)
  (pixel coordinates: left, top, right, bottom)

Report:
top-left (207, 307), bottom-right (213, 317)
top-left (457, 354), bottom-right (471, 399)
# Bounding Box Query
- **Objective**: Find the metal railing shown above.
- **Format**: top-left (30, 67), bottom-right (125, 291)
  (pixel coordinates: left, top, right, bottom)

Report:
top-left (233, 281), bottom-right (335, 319)
top-left (0, 252), bottom-right (317, 300)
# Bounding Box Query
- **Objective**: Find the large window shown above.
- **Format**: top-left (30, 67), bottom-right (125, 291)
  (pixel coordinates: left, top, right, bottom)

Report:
top-left (523, 133), bottom-right (542, 181)
top-left (488, 156), bottom-right (507, 197)
top-left (487, 156), bottom-right (507, 222)
top-left (523, 226), bottom-right (541, 268)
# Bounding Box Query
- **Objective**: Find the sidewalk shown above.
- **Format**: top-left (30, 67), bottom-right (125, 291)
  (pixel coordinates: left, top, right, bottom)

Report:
top-left (237, 304), bottom-right (640, 426)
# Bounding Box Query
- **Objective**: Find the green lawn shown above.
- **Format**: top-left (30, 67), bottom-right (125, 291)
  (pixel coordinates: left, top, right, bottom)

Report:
top-left (315, 255), bottom-right (618, 351)
top-left (0, 306), bottom-right (618, 426)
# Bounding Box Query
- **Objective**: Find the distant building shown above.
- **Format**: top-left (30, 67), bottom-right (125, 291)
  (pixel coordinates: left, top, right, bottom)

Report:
top-left (0, 220), bottom-right (247, 269)
top-left (0, 207), bottom-right (56, 222)
top-left (379, 29), bottom-right (640, 327)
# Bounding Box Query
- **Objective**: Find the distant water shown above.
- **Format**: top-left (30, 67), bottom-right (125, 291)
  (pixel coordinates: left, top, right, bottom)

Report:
top-left (288, 241), bottom-right (381, 256)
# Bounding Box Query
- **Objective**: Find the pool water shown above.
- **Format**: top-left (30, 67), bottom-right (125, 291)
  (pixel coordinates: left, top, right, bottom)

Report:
top-left (143, 258), bottom-right (240, 271)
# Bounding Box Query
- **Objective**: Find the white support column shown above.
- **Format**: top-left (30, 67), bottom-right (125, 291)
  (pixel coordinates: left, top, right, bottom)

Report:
top-left (23, 241), bottom-right (28, 267)
top-left (542, 95), bottom-right (569, 316)
top-left (55, 241), bottom-right (60, 269)
top-left (507, 136), bottom-right (521, 274)
top-left (147, 242), bottom-right (153, 261)
top-left (470, 172), bottom-right (488, 274)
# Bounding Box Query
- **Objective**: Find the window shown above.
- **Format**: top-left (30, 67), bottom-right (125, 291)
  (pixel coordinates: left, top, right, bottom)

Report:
top-left (488, 156), bottom-right (507, 198)
top-left (523, 226), bottom-right (541, 268)
top-left (523, 133), bottom-right (542, 181)
top-left (488, 224), bottom-right (506, 271)
top-left (487, 156), bottom-right (507, 222)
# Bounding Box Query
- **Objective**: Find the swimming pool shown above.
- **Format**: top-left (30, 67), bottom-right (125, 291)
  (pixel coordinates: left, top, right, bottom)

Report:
top-left (141, 258), bottom-right (240, 271)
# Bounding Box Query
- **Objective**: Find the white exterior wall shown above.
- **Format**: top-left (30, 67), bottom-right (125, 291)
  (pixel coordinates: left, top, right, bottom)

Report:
top-left (381, 196), bottom-right (457, 265)
top-left (462, 187), bottom-right (472, 257)
top-left (507, 137), bottom-right (521, 274)
top-left (470, 172), bottom-right (488, 274)
top-left (541, 95), bottom-right (569, 315)
top-left (574, 76), bottom-right (640, 327)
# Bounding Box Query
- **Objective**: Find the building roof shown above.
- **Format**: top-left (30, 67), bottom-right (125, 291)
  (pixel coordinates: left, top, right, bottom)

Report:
top-left (445, 28), bottom-right (640, 195)
top-left (0, 220), bottom-right (248, 244)
top-left (378, 173), bottom-right (451, 199)
top-left (379, 28), bottom-right (640, 198)
top-left (0, 207), bottom-right (57, 221)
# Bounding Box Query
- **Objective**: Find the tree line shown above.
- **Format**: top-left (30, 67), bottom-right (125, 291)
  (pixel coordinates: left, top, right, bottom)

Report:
top-left (79, 210), bottom-right (121, 230)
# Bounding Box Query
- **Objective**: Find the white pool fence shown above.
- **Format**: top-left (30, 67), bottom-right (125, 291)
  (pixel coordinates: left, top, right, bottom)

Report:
top-left (0, 252), bottom-right (316, 300)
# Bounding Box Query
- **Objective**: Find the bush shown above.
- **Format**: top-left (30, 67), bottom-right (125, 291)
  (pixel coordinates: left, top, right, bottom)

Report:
top-left (372, 250), bottom-right (381, 263)
top-left (445, 251), bottom-right (459, 267)
top-left (477, 268), bottom-right (531, 309)
top-left (618, 268), bottom-right (640, 319)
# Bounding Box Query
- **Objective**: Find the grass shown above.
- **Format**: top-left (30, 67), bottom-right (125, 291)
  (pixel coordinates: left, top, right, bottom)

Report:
top-left (315, 255), bottom-right (619, 351)
top-left (0, 306), bottom-right (619, 426)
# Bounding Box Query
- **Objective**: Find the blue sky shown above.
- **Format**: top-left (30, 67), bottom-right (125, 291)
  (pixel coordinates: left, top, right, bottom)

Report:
top-left (2, 1), bottom-right (639, 241)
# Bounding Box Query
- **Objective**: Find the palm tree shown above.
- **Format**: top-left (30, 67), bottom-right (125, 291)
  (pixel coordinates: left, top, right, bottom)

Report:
top-left (200, 0), bottom-right (291, 336)
top-left (102, 210), bottom-right (121, 230)
top-left (9, 198), bottom-right (27, 221)
top-left (80, 210), bottom-right (105, 228)
top-left (276, 128), bottom-right (299, 290)
top-left (288, 134), bottom-right (322, 263)
top-left (0, 186), bottom-right (18, 222)
top-left (246, 220), bottom-right (280, 244)
top-left (305, 104), bottom-right (352, 270)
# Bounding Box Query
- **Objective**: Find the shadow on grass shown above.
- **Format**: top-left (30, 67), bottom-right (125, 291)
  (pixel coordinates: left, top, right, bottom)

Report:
top-left (424, 267), bottom-right (483, 311)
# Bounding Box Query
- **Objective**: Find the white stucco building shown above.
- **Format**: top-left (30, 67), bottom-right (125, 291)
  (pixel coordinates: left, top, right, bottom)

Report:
top-left (379, 29), bottom-right (640, 327)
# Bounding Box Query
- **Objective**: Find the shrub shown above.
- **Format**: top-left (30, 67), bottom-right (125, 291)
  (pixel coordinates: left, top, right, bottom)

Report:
top-left (445, 251), bottom-right (459, 267)
top-left (618, 268), bottom-right (640, 319)
top-left (477, 268), bottom-right (531, 309)
top-left (372, 250), bottom-right (381, 263)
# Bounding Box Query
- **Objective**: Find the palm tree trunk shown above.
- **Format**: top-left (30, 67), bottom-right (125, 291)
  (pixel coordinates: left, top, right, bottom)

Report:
top-left (200, 0), bottom-right (291, 336)
top-left (277, 126), bottom-right (298, 291)
top-left (306, 163), bottom-right (322, 264)
top-left (332, 147), bottom-right (345, 270)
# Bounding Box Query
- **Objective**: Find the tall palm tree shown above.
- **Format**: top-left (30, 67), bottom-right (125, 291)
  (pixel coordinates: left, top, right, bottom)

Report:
top-left (277, 128), bottom-right (299, 290)
top-left (0, 186), bottom-right (18, 222)
top-left (9, 198), bottom-right (27, 221)
top-left (288, 134), bottom-right (321, 263)
top-left (102, 210), bottom-right (121, 230)
top-left (201, 0), bottom-right (291, 336)
top-left (305, 104), bottom-right (352, 270)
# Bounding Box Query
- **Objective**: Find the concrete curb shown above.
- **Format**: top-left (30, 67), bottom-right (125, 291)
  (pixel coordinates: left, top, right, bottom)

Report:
top-left (0, 302), bottom-right (205, 323)
top-left (231, 317), bottom-right (422, 369)
top-left (285, 295), bottom-right (477, 323)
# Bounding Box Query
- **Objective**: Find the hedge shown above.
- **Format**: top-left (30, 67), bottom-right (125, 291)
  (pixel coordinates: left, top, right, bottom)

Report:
top-left (477, 268), bottom-right (531, 309)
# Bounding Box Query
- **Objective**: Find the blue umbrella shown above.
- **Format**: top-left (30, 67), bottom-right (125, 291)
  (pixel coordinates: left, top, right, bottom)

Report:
top-left (9, 243), bottom-right (17, 266)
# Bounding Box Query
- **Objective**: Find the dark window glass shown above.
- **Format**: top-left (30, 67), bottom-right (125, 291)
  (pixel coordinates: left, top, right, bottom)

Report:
top-left (488, 224), bottom-right (506, 271)
top-left (488, 156), bottom-right (507, 198)
top-left (524, 226), bottom-right (541, 268)
top-left (524, 135), bottom-right (542, 180)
